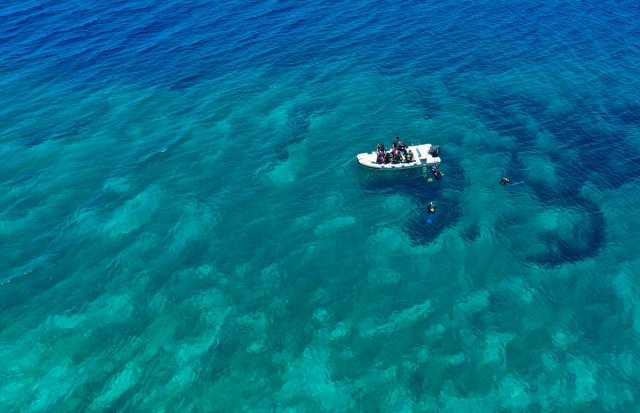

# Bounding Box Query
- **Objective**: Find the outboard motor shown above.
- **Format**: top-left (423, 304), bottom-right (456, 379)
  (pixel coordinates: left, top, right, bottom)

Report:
top-left (428, 145), bottom-right (440, 157)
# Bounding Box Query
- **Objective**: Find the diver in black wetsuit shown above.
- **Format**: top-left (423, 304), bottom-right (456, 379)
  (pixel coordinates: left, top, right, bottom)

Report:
top-left (427, 202), bottom-right (436, 213)
top-left (431, 164), bottom-right (444, 179)
top-left (392, 136), bottom-right (400, 151)
top-left (397, 140), bottom-right (407, 154)
top-left (500, 177), bottom-right (510, 185)
top-left (405, 150), bottom-right (414, 162)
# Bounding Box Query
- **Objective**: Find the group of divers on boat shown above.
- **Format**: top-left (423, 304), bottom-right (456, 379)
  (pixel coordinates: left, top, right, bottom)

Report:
top-left (369, 137), bottom-right (516, 220)
top-left (376, 136), bottom-right (415, 164)
top-left (375, 137), bottom-right (415, 164)
top-left (375, 137), bottom-right (445, 178)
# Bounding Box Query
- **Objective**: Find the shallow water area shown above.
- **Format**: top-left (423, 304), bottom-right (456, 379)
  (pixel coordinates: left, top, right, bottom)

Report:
top-left (2, 0), bottom-right (640, 411)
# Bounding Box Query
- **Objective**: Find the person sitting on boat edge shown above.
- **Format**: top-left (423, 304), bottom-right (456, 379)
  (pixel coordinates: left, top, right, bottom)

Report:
top-left (384, 152), bottom-right (392, 164)
top-left (405, 150), bottom-right (414, 162)
top-left (397, 139), bottom-right (407, 154)
top-left (376, 143), bottom-right (386, 154)
top-left (500, 177), bottom-right (510, 185)
top-left (376, 152), bottom-right (385, 164)
top-left (427, 202), bottom-right (436, 213)
top-left (393, 151), bottom-right (403, 164)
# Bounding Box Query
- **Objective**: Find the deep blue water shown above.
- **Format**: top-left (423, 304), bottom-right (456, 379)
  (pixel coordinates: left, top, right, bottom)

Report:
top-left (2, 0), bottom-right (640, 411)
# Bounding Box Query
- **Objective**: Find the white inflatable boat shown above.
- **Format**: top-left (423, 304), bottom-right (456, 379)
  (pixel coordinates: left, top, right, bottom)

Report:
top-left (356, 144), bottom-right (441, 170)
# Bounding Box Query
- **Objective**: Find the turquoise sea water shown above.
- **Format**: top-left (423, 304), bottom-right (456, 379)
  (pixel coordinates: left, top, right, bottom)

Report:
top-left (2, 1), bottom-right (640, 411)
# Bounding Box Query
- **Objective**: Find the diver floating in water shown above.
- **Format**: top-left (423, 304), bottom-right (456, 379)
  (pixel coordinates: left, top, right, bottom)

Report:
top-left (500, 177), bottom-right (526, 186)
top-left (431, 164), bottom-right (444, 179)
top-left (426, 202), bottom-right (436, 224)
